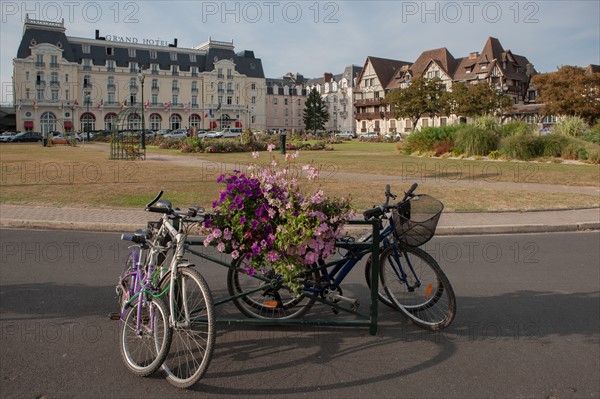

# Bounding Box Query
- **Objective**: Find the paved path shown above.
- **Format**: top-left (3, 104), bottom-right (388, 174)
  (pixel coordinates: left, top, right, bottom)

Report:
top-left (1, 203), bottom-right (598, 235)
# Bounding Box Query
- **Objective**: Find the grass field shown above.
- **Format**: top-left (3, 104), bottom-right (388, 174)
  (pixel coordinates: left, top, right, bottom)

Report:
top-left (1, 142), bottom-right (598, 212)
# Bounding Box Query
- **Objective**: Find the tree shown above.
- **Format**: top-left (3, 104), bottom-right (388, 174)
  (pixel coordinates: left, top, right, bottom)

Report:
top-left (532, 65), bottom-right (600, 124)
top-left (303, 88), bottom-right (329, 133)
top-left (444, 82), bottom-right (513, 117)
top-left (384, 77), bottom-right (447, 129)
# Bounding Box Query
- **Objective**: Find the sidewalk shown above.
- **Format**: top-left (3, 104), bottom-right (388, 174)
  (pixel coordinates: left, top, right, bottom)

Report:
top-left (0, 203), bottom-right (598, 235)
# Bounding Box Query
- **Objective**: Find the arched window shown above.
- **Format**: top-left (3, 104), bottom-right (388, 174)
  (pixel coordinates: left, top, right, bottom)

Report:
top-left (80, 113), bottom-right (96, 132)
top-left (189, 114), bottom-right (201, 128)
top-left (40, 111), bottom-right (56, 134)
top-left (128, 113), bottom-right (141, 130)
top-left (169, 114), bottom-right (181, 130)
top-left (149, 113), bottom-right (162, 130)
top-left (104, 113), bottom-right (117, 131)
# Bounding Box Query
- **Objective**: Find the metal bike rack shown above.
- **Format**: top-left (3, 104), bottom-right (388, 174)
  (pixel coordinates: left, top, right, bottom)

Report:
top-left (185, 219), bottom-right (381, 336)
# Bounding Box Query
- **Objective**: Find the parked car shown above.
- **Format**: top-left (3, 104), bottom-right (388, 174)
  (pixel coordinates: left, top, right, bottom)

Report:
top-left (9, 132), bottom-right (43, 142)
top-left (0, 132), bottom-right (17, 142)
top-left (206, 131), bottom-right (223, 139)
top-left (360, 132), bottom-right (380, 138)
top-left (335, 131), bottom-right (356, 139)
top-left (155, 129), bottom-right (170, 136)
top-left (196, 130), bottom-right (208, 138)
top-left (221, 127), bottom-right (243, 138)
top-left (163, 129), bottom-right (188, 140)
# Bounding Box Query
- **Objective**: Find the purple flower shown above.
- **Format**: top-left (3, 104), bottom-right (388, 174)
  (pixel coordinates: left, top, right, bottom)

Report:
top-left (251, 220), bottom-right (259, 230)
top-left (240, 215), bottom-right (246, 225)
top-left (217, 174), bottom-right (225, 183)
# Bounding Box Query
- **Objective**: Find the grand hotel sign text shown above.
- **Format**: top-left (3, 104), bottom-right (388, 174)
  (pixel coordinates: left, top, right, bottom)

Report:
top-left (105, 35), bottom-right (170, 46)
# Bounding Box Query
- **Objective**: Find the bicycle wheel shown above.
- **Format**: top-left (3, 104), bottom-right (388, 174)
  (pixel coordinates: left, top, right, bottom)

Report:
top-left (379, 245), bottom-right (456, 330)
top-left (227, 258), bottom-right (318, 319)
top-left (159, 267), bottom-right (215, 389)
top-left (119, 296), bottom-right (172, 377)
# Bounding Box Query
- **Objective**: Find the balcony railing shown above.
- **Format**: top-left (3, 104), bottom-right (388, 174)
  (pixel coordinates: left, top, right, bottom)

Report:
top-left (172, 71), bottom-right (179, 76)
top-left (151, 86), bottom-right (159, 92)
top-left (151, 69), bottom-right (159, 75)
top-left (35, 62), bottom-right (45, 68)
top-left (50, 63), bottom-right (59, 69)
top-left (36, 80), bottom-right (46, 86)
top-left (354, 98), bottom-right (383, 107)
top-left (171, 87), bottom-right (179, 93)
top-left (107, 84), bottom-right (116, 90)
top-left (49, 80), bottom-right (60, 87)
top-left (191, 87), bottom-right (198, 93)
top-left (107, 67), bottom-right (115, 72)
top-left (83, 65), bottom-right (92, 71)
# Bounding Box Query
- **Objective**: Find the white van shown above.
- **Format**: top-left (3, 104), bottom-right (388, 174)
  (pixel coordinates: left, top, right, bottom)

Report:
top-left (221, 127), bottom-right (243, 138)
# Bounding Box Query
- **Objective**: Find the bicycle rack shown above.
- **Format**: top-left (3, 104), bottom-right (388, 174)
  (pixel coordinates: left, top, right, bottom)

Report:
top-left (185, 219), bottom-right (381, 336)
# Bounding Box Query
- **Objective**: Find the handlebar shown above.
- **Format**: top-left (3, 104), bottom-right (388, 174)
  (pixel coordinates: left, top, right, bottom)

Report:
top-left (145, 191), bottom-right (205, 219)
top-left (363, 182), bottom-right (418, 220)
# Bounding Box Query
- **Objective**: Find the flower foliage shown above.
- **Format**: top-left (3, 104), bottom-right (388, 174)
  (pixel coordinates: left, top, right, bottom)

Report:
top-left (203, 151), bottom-right (353, 290)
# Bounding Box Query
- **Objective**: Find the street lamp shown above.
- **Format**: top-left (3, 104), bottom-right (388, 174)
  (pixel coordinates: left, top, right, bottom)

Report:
top-left (138, 67), bottom-right (146, 149)
top-left (85, 94), bottom-right (90, 142)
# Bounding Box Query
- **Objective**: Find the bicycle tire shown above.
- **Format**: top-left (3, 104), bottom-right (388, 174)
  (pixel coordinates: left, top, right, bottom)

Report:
top-left (119, 296), bottom-right (172, 377)
top-left (159, 267), bottom-right (215, 388)
top-left (379, 245), bottom-right (456, 330)
top-left (227, 258), bottom-right (318, 320)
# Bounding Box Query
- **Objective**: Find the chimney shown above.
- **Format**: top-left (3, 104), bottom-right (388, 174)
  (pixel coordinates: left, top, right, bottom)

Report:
top-left (526, 63), bottom-right (534, 76)
top-left (469, 52), bottom-right (479, 59)
top-left (324, 72), bottom-right (333, 83)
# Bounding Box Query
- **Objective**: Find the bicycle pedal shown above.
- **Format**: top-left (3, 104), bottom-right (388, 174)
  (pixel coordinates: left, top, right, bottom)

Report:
top-left (109, 312), bottom-right (120, 320)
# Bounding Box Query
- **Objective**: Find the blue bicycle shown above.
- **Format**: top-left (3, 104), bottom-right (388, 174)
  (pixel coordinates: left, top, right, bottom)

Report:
top-left (228, 183), bottom-right (456, 331)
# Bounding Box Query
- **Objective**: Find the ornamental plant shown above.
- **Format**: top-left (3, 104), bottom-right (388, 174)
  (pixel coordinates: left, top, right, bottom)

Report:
top-left (202, 148), bottom-right (353, 291)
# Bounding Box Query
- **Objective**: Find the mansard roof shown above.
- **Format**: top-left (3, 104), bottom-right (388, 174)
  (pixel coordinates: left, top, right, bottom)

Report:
top-left (16, 20), bottom-right (265, 78)
top-left (409, 47), bottom-right (458, 78)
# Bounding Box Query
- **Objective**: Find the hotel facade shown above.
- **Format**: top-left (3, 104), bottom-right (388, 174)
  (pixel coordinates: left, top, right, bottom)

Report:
top-left (13, 16), bottom-right (267, 134)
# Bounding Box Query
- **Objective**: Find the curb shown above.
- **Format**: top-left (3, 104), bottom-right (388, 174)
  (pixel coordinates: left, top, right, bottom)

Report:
top-left (1, 219), bottom-right (598, 235)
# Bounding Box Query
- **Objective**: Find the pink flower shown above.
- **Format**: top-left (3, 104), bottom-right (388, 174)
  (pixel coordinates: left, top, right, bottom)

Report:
top-left (217, 242), bottom-right (225, 252)
top-left (252, 151), bottom-right (260, 159)
top-left (267, 144), bottom-right (275, 152)
top-left (231, 250), bottom-right (240, 259)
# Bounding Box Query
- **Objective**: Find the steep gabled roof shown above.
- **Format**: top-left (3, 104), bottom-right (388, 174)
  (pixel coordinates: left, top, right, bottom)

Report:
top-left (409, 47), bottom-right (457, 78)
top-left (356, 56), bottom-right (411, 88)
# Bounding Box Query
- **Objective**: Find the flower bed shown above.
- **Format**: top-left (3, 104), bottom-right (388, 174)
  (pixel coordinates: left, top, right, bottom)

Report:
top-left (202, 150), bottom-right (353, 290)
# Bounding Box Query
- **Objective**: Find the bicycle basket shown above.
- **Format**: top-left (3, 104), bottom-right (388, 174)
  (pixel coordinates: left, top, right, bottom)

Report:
top-left (391, 194), bottom-right (444, 247)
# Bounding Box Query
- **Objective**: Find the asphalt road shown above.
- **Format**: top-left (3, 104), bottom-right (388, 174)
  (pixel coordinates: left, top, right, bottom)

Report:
top-left (1, 229), bottom-right (599, 398)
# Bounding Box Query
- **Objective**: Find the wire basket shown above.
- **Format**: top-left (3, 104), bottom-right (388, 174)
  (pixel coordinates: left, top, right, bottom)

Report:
top-left (391, 194), bottom-right (444, 247)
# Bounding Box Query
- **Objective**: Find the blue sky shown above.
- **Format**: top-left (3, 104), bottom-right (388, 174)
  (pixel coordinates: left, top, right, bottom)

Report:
top-left (1, 0), bottom-right (599, 103)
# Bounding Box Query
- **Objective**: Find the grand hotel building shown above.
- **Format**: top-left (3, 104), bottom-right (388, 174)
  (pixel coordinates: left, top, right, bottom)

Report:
top-left (13, 17), bottom-right (267, 134)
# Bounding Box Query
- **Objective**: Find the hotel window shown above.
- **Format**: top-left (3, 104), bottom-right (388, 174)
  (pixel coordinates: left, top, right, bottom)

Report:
top-left (50, 55), bottom-right (58, 68)
top-left (82, 44), bottom-right (90, 53)
top-left (151, 64), bottom-right (159, 74)
top-left (170, 52), bottom-right (177, 61)
top-left (171, 65), bottom-right (178, 76)
top-left (83, 59), bottom-right (92, 71)
top-left (149, 50), bottom-right (157, 59)
top-left (65, 74), bottom-right (68, 82)
top-left (65, 90), bottom-right (69, 101)
top-left (273, 98), bottom-right (278, 105)
top-left (251, 83), bottom-right (256, 90)
top-left (217, 68), bottom-right (223, 79)
top-left (129, 62), bottom-right (138, 73)
top-left (172, 95), bottom-right (178, 105)
top-left (51, 90), bottom-right (59, 101)
top-left (106, 47), bottom-right (113, 55)
top-left (129, 94), bottom-right (137, 105)
top-left (151, 94), bottom-right (158, 105)
top-left (128, 48), bottom-right (136, 57)
top-left (191, 66), bottom-right (198, 77)
top-left (107, 60), bottom-right (115, 72)
top-left (25, 71), bottom-right (29, 81)
top-left (36, 89), bottom-right (44, 100)
top-left (227, 96), bottom-right (232, 105)
top-left (191, 95), bottom-right (197, 106)
top-left (151, 78), bottom-right (158, 90)
top-left (108, 93), bottom-right (115, 104)
top-left (172, 80), bottom-right (179, 90)
top-left (191, 81), bottom-right (198, 92)
top-left (50, 72), bottom-right (59, 84)
top-left (227, 69), bottom-right (233, 79)
top-left (26, 88), bottom-right (30, 100)
top-left (251, 96), bottom-right (256, 104)
top-left (36, 54), bottom-right (44, 67)
top-left (190, 54), bottom-right (196, 62)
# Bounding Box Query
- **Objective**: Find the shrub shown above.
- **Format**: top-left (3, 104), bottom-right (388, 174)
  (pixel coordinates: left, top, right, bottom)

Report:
top-left (499, 121), bottom-right (535, 137)
top-left (433, 140), bottom-right (452, 156)
top-left (402, 125), bottom-right (461, 154)
top-left (471, 115), bottom-right (500, 134)
top-left (552, 116), bottom-right (589, 137)
top-left (499, 135), bottom-right (546, 160)
top-left (454, 126), bottom-right (498, 156)
top-left (488, 150), bottom-right (500, 160)
top-left (538, 134), bottom-right (568, 158)
top-left (241, 128), bottom-right (254, 146)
